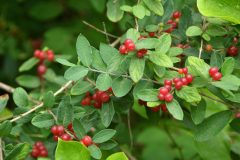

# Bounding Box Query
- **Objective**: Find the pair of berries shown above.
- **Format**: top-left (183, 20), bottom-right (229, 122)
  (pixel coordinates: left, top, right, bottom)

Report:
top-left (165, 11), bottom-right (182, 33)
top-left (81, 90), bottom-right (111, 109)
top-left (31, 142), bottom-right (48, 158)
top-left (158, 87), bottom-right (173, 102)
top-left (151, 104), bottom-right (168, 113)
top-left (136, 49), bottom-right (148, 58)
top-left (227, 46), bottom-right (238, 56)
top-left (51, 125), bottom-right (72, 141)
top-left (209, 67), bottom-right (222, 81)
top-left (80, 136), bottom-right (93, 147)
top-left (119, 39), bottom-right (136, 54)
top-left (176, 44), bottom-right (190, 49)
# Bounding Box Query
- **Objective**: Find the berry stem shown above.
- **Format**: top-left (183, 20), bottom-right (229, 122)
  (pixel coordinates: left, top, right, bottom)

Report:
top-left (198, 39), bottom-right (203, 59)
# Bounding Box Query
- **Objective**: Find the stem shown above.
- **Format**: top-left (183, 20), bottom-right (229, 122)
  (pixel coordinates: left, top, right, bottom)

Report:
top-left (10, 80), bottom-right (74, 123)
top-left (0, 138), bottom-right (3, 160)
top-left (102, 22), bottom-right (110, 44)
top-left (0, 82), bottom-right (14, 93)
top-left (198, 39), bottom-right (203, 59)
top-left (120, 146), bottom-right (137, 160)
top-left (127, 110), bottom-right (133, 150)
top-left (110, 37), bottom-right (121, 47)
top-left (163, 124), bottom-right (184, 160)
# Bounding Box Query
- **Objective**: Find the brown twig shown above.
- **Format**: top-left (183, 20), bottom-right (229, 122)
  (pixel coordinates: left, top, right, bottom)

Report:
top-left (0, 138), bottom-right (3, 160)
top-left (110, 37), bottom-right (121, 47)
top-left (0, 82), bottom-right (15, 93)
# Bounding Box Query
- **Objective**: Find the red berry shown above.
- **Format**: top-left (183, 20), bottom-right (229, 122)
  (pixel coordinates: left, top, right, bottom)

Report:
top-left (46, 50), bottom-right (55, 61)
top-left (165, 27), bottom-right (173, 33)
top-left (178, 68), bottom-right (184, 74)
top-left (150, 106), bottom-right (161, 112)
top-left (53, 135), bottom-right (59, 141)
top-left (167, 19), bottom-right (174, 24)
top-left (57, 125), bottom-right (65, 136)
top-left (81, 136), bottom-right (93, 146)
top-left (124, 39), bottom-right (133, 46)
top-left (165, 93), bottom-right (173, 102)
top-left (173, 77), bottom-right (181, 83)
top-left (38, 51), bottom-right (46, 60)
top-left (34, 50), bottom-right (41, 58)
top-left (35, 141), bottom-right (44, 148)
top-left (158, 93), bottom-right (165, 101)
top-left (185, 74), bottom-right (193, 83)
top-left (100, 92), bottom-right (110, 103)
top-left (136, 49), bottom-right (147, 58)
top-left (164, 79), bottom-right (172, 86)
top-left (182, 68), bottom-right (188, 75)
top-left (61, 134), bottom-right (72, 141)
top-left (181, 77), bottom-right (188, 85)
top-left (227, 46), bottom-right (238, 56)
top-left (177, 44), bottom-right (184, 49)
top-left (81, 97), bottom-right (91, 106)
top-left (93, 101), bottom-right (102, 109)
top-left (172, 11), bottom-right (182, 19)
top-left (175, 81), bottom-right (183, 90)
top-left (148, 32), bottom-right (155, 37)
top-left (68, 123), bottom-right (73, 132)
top-left (164, 85), bottom-right (172, 92)
top-left (159, 87), bottom-right (169, 95)
top-left (235, 112), bottom-right (240, 118)
top-left (212, 72), bottom-right (222, 81)
top-left (138, 99), bottom-right (147, 106)
top-left (160, 104), bottom-right (168, 112)
top-left (38, 145), bottom-right (46, 151)
top-left (205, 44), bottom-right (213, 52)
top-left (37, 64), bottom-right (47, 75)
top-left (51, 125), bottom-right (58, 135)
top-left (31, 149), bottom-right (40, 158)
top-left (209, 67), bottom-right (219, 76)
top-left (39, 150), bottom-right (48, 157)
top-left (127, 43), bottom-right (136, 51)
top-left (119, 45), bottom-right (128, 54)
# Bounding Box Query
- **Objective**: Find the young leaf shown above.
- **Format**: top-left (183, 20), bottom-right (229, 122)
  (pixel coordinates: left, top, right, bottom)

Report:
top-left (221, 57), bottom-right (235, 76)
top-left (93, 129), bottom-right (116, 143)
top-left (120, 5), bottom-right (132, 12)
top-left (186, 26), bottom-right (203, 37)
top-left (107, 0), bottom-right (124, 22)
top-left (73, 118), bottom-right (86, 139)
top-left (43, 91), bottom-right (55, 107)
top-left (149, 52), bottom-right (173, 68)
top-left (137, 89), bottom-right (159, 101)
top-left (96, 74), bottom-right (112, 91)
top-left (194, 110), bottom-right (232, 141)
top-left (71, 81), bottom-right (93, 95)
top-left (175, 86), bottom-right (201, 103)
top-left (106, 152), bottom-right (128, 160)
top-left (135, 38), bottom-right (160, 49)
top-left (129, 57), bottom-right (145, 83)
top-left (64, 66), bottom-right (88, 81)
top-left (19, 58), bottom-right (39, 72)
top-left (166, 99), bottom-right (184, 120)
top-left (76, 34), bottom-right (93, 66)
top-left (88, 145), bottom-right (102, 159)
top-left (132, 4), bottom-right (146, 19)
top-left (57, 96), bottom-right (73, 126)
top-left (16, 75), bottom-right (40, 88)
top-left (126, 28), bottom-right (140, 42)
top-left (0, 94), bottom-right (9, 113)
top-left (112, 77), bottom-right (133, 97)
top-left (212, 75), bottom-right (240, 91)
top-left (100, 102), bottom-right (115, 128)
top-left (13, 87), bottom-right (29, 107)
top-left (55, 140), bottom-right (90, 160)
top-left (31, 113), bottom-right (54, 128)
top-left (156, 33), bottom-right (172, 54)
top-left (143, 0), bottom-right (164, 16)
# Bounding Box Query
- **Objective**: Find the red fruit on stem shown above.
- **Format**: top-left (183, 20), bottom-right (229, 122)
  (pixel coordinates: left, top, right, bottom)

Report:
top-left (164, 79), bottom-right (172, 86)
top-left (57, 125), bottom-right (65, 136)
top-left (53, 135), bottom-right (59, 141)
top-left (93, 101), bottom-right (102, 109)
top-left (34, 50), bottom-right (41, 58)
top-left (38, 51), bottom-right (46, 60)
top-left (37, 64), bottom-right (47, 75)
top-left (175, 81), bottom-right (183, 90)
top-left (165, 27), bottom-right (173, 33)
top-left (182, 68), bottom-right (188, 75)
top-left (61, 134), bottom-right (72, 141)
top-left (205, 44), bottom-right (213, 52)
top-left (212, 72), bottom-right (222, 81)
top-left (119, 45), bottom-right (128, 54)
top-left (164, 85), bottom-right (172, 92)
top-left (227, 46), bottom-right (238, 56)
top-left (160, 104), bottom-right (168, 112)
top-left (127, 43), bottom-right (136, 51)
top-left (185, 74), bottom-right (193, 83)
top-left (181, 77), bottom-right (188, 85)
top-left (100, 92), bottom-right (110, 103)
top-left (124, 39), bottom-right (133, 46)
top-left (81, 136), bottom-right (93, 146)
top-left (150, 106), bottom-right (161, 112)
top-left (209, 67), bottom-right (219, 76)
top-left (235, 112), bottom-right (240, 118)
top-left (172, 11), bottom-right (182, 19)
top-left (31, 149), bottom-right (40, 158)
top-left (46, 50), bottom-right (55, 61)
top-left (173, 77), bottom-right (181, 83)
top-left (35, 141), bottom-right (44, 148)
top-left (136, 49), bottom-right (147, 58)
top-left (51, 125), bottom-right (58, 135)
top-left (68, 123), bottom-right (73, 132)
top-left (39, 150), bottom-right (48, 157)
top-left (159, 87), bottom-right (169, 95)
top-left (165, 93), bottom-right (173, 102)
top-left (158, 93), bottom-right (165, 101)
top-left (148, 32), bottom-right (155, 37)
top-left (177, 44), bottom-right (184, 49)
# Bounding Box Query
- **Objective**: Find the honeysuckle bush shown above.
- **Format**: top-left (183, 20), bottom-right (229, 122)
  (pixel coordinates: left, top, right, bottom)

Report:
top-left (1, 0), bottom-right (240, 160)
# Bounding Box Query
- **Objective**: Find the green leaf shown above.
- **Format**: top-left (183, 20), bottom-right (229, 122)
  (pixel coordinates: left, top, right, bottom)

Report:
top-left (136, 38), bottom-right (160, 49)
top-left (5, 143), bottom-right (30, 160)
top-left (57, 96), bottom-right (73, 126)
top-left (166, 99), bottom-right (184, 120)
top-left (93, 129), bottom-right (116, 143)
top-left (168, 47), bottom-right (183, 57)
top-left (212, 75), bottom-right (240, 91)
top-left (221, 57), bottom-right (235, 76)
top-left (176, 86), bottom-right (201, 103)
top-left (16, 75), bottom-right (40, 88)
top-left (13, 87), bottom-right (29, 107)
top-left (197, 0), bottom-right (240, 24)
top-left (71, 81), bottom-right (93, 95)
top-left (96, 74), bottom-right (112, 91)
top-left (100, 43), bottom-right (119, 65)
top-left (195, 110), bottom-right (232, 141)
top-left (73, 119), bottom-right (86, 139)
top-left (145, 25), bottom-right (159, 32)
top-left (100, 102), bottom-right (115, 128)
top-left (31, 113), bottom-right (54, 128)
top-left (99, 140), bottom-right (118, 150)
top-left (112, 77), bottom-right (133, 97)
top-left (126, 28), bottom-right (140, 42)
top-left (56, 58), bottom-right (76, 67)
top-left (76, 34), bottom-right (92, 66)
top-left (132, 4), bottom-right (146, 19)
top-left (156, 33), bottom-right (172, 54)
top-left (120, 5), bottom-right (132, 12)
top-left (143, 0), bottom-right (164, 16)
top-left (136, 89), bottom-right (159, 101)
top-left (106, 152), bottom-right (128, 160)
top-left (64, 66), bottom-right (88, 81)
top-left (129, 57), bottom-right (145, 82)
top-left (107, 54), bottom-right (125, 73)
top-left (0, 121), bottom-right (12, 137)
top-left (107, 0), bottom-right (124, 22)
top-left (230, 118), bottom-right (240, 133)
top-left (206, 24), bottom-right (228, 36)
top-left (92, 47), bottom-right (107, 71)
top-left (191, 99), bottom-right (206, 124)
top-left (132, 100), bottom-right (148, 119)
top-left (55, 140), bottom-right (90, 160)
top-left (149, 52), bottom-right (173, 68)
top-left (186, 26), bottom-right (203, 37)
top-left (88, 145), bottom-right (102, 159)
top-left (0, 94), bottom-right (9, 113)
top-left (43, 91), bottom-right (55, 108)
top-left (202, 33), bottom-right (211, 41)
top-left (19, 58), bottom-right (39, 72)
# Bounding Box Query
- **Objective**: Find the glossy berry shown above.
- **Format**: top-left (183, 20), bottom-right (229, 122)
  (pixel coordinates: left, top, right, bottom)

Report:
top-left (61, 134), bottom-right (72, 141)
top-left (51, 125), bottom-right (58, 135)
top-left (158, 94), bottom-right (165, 101)
top-left (178, 68), bottom-right (183, 74)
top-left (100, 92), bottom-right (110, 103)
top-left (235, 112), bottom-right (240, 118)
top-left (160, 104), bottom-right (168, 113)
top-left (81, 136), bottom-right (93, 146)
top-left (136, 49), bottom-right (147, 58)
top-left (34, 50), bottom-right (42, 58)
top-left (181, 77), bottom-right (188, 85)
top-left (31, 149), bottom-right (40, 158)
top-left (205, 44), bottom-right (213, 52)
top-left (46, 50), bottom-right (55, 61)
top-left (31, 141), bottom-right (48, 158)
top-left (53, 135), bottom-right (59, 141)
top-left (164, 79), bottom-right (172, 86)
top-left (172, 11), bottom-right (182, 19)
top-left (39, 150), bottom-right (48, 157)
top-left (57, 125), bottom-right (65, 136)
top-left (182, 68), bottom-right (188, 75)
top-left (165, 93), bottom-right (173, 102)
top-left (173, 77), bottom-right (181, 84)
top-left (148, 32), bottom-right (155, 37)
top-left (81, 97), bottom-right (91, 106)
top-left (68, 123), bottom-right (74, 132)
top-left (175, 81), bottom-right (183, 90)
top-left (37, 64), bottom-right (47, 75)
top-left (164, 85), bottom-right (172, 92)
top-left (212, 72), bottom-right (222, 81)
top-left (159, 87), bottom-right (169, 95)
top-left (124, 39), bottom-right (133, 46)
top-left (93, 101), bottom-right (102, 109)
top-left (150, 106), bottom-right (161, 112)
top-left (185, 74), bottom-right (193, 83)
top-left (119, 45), bottom-right (128, 54)
top-left (209, 67), bottom-right (219, 76)
top-left (127, 43), bottom-right (136, 51)
top-left (227, 46), bottom-right (238, 56)
top-left (165, 27), bottom-right (173, 33)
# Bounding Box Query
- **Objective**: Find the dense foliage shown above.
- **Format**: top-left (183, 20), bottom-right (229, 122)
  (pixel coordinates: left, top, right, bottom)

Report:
top-left (1, 0), bottom-right (240, 160)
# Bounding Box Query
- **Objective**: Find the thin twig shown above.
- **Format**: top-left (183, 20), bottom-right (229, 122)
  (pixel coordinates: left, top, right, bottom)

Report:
top-left (134, 18), bottom-right (139, 31)
top-left (10, 81), bottom-right (73, 123)
top-left (85, 77), bottom-right (96, 86)
top-left (110, 37), bottom-right (121, 47)
top-left (82, 21), bottom-right (118, 38)
top-left (120, 146), bottom-right (137, 160)
top-left (127, 110), bottom-right (133, 150)
top-left (102, 22), bottom-right (110, 44)
top-left (0, 82), bottom-right (14, 93)
top-left (48, 110), bottom-right (57, 122)
top-left (198, 39), bottom-right (203, 59)
top-left (0, 138), bottom-right (3, 160)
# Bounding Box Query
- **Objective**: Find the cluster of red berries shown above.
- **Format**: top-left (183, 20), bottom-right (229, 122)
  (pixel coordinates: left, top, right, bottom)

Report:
top-left (51, 125), bottom-right (72, 141)
top-left (136, 49), bottom-right (148, 58)
top-left (209, 67), bottom-right (222, 81)
top-left (138, 100), bottom-right (168, 113)
top-left (119, 39), bottom-right (136, 55)
top-left (80, 135), bottom-right (93, 147)
top-left (227, 45), bottom-right (238, 56)
top-left (31, 142), bottom-right (48, 158)
top-left (34, 49), bottom-right (55, 77)
top-left (81, 89), bottom-right (111, 109)
top-left (165, 11), bottom-right (182, 33)
top-left (158, 68), bottom-right (193, 102)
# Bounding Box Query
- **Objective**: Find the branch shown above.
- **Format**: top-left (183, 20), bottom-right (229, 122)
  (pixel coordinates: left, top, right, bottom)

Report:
top-left (127, 110), bottom-right (133, 150)
top-left (198, 39), bottom-right (203, 59)
top-left (0, 82), bottom-right (15, 93)
top-left (0, 138), bottom-right (3, 160)
top-left (10, 80), bottom-right (74, 123)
